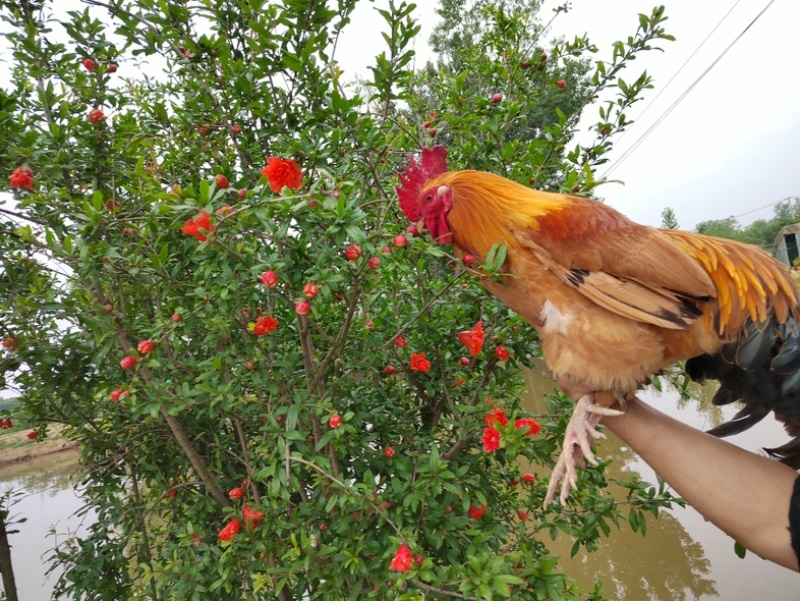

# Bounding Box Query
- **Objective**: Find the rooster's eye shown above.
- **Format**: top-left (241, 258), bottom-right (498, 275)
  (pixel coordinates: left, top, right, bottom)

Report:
top-left (425, 194), bottom-right (433, 201)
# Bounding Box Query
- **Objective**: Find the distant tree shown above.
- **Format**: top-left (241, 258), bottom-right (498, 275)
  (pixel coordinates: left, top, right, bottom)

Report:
top-left (660, 207), bottom-right (679, 230)
top-left (695, 216), bottom-right (742, 240)
top-left (738, 218), bottom-right (783, 250)
top-left (694, 198), bottom-right (800, 250)
top-left (773, 197), bottom-right (800, 222)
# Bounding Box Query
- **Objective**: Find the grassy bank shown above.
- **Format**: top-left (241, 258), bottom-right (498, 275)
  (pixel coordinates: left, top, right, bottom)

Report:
top-left (0, 425), bottom-right (77, 469)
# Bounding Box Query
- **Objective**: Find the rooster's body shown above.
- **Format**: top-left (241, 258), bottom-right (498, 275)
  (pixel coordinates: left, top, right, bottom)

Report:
top-left (396, 146), bottom-right (800, 504)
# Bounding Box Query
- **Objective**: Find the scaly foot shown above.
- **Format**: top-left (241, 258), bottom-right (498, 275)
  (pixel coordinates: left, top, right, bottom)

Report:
top-left (544, 393), bottom-right (624, 506)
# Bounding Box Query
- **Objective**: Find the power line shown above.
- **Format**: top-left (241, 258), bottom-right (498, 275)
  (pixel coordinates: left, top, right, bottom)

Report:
top-left (611, 0), bottom-right (743, 149)
top-left (601, 0), bottom-right (778, 180)
top-left (732, 196), bottom-right (794, 220)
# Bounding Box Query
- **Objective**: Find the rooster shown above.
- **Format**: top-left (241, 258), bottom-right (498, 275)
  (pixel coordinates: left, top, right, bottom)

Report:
top-left (395, 145), bottom-right (800, 505)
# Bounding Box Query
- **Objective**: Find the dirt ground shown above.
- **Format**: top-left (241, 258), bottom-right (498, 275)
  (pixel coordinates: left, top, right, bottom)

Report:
top-left (0, 427), bottom-right (78, 470)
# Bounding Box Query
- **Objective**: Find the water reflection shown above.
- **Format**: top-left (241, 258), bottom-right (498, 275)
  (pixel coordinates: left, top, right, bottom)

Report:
top-left (521, 363), bottom-right (800, 601)
top-left (0, 453), bottom-right (84, 601)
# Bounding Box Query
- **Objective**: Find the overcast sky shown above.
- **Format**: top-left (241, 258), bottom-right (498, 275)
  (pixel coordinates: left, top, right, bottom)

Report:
top-left (337, 0), bottom-right (800, 230)
top-left (3, 1), bottom-right (797, 231)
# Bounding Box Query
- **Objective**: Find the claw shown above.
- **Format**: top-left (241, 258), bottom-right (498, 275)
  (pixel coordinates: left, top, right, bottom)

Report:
top-left (544, 393), bottom-right (622, 506)
top-left (585, 404), bottom-right (625, 417)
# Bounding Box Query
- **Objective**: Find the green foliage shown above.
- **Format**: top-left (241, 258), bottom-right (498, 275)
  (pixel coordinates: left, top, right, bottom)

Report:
top-left (0, 1), bottom-right (678, 599)
top-left (660, 207), bottom-right (679, 230)
top-left (695, 197), bottom-right (800, 249)
top-left (419, 1), bottom-right (674, 193)
top-left (0, 398), bottom-right (18, 413)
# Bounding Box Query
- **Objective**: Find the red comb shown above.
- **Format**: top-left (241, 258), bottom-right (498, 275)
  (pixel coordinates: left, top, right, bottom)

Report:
top-left (396, 145), bottom-right (448, 222)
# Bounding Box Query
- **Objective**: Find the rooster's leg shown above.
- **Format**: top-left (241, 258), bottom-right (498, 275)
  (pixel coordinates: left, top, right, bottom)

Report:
top-left (544, 393), bottom-right (624, 506)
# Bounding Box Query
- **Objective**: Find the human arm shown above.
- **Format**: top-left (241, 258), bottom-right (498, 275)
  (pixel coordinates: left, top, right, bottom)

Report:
top-left (602, 397), bottom-right (800, 571)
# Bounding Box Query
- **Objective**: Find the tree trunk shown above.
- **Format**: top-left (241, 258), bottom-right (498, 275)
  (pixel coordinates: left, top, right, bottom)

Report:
top-left (0, 510), bottom-right (19, 601)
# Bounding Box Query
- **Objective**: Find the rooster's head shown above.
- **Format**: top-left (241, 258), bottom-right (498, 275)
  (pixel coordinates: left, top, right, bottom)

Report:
top-left (395, 145), bottom-right (453, 244)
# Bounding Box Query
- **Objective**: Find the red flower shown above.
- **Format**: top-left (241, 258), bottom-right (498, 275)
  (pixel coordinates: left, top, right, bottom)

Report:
top-left (216, 204), bottom-right (233, 216)
top-left (166, 487), bottom-right (177, 498)
top-left (522, 473), bottom-right (535, 483)
top-left (181, 211), bottom-right (215, 242)
top-left (389, 543), bottom-right (413, 572)
top-left (482, 427), bottom-right (501, 452)
top-left (383, 446), bottom-right (395, 459)
top-left (88, 108), bottom-right (104, 123)
top-left (453, 378), bottom-right (466, 387)
top-left (1, 337), bottom-right (18, 350)
top-left (383, 365), bottom-right (396, 375)
top-left (26, 430), bottom-right (38, 440)
top-left (469, 504), bottom-right (487, 520)
top-left (137, 340), bottom-right (155, 355)
top-left (243, 504), bottom-right (264, 528)
top-left (260, 270), bottom-right (279, 287)
top-left (9, 167), bottom-right (34, 191)
top-left (218, 518), bottom-right (240, 541)
top-left (0, 419), bottom-right (13, 430)
top-left (229, 487), bottom-right (245, 500)
top-left (514, 418), bottom-right (542, 436)
top-left (394, 336), bottom-right (408, 348)
top-left (495, 345), bottom-right (510, 361)
top-left (295, 300), bottom-right (311, 316)
top-left (517, 510), bottom-right (528, 521)
top-left (82, 58), bottom-right (96, 71)
top-left (457, 322), bottom-right (484, 357)
top-left (329, 414), bottom-right (342, 428)
top-left (409, 352), bottom-right (431, 373)
top-left (484, 407), bottom-right (508, 428)
top-left (368, 256), bottom-right (380, 270)
top-left (120, 356), bottom-right (138, 370)
top-left (192, 533), bottom-right (201, 546)
top-left (261, 157), bottom-right (303, 193)
top-left (253, 316), bottom-right (279, 336)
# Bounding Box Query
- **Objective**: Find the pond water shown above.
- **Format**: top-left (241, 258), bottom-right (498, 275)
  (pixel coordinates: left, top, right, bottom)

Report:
top-left (522, 363), bottom-right (800, 600)
top-left (0, 452), bottom-right (85, 601)
top-left (1, 368), bottom-right (799, 600)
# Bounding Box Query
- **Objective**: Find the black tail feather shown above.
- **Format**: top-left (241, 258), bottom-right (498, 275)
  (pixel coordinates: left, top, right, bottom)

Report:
top-left (765, 438), bottom-right (800, 469)
top-left (711, 386), bottom-right (738, 406)
top-left (686, 316), bottom-right (800, 469)
top-left (706, 403), bottom-right (770, 437)
top-left (735, 317), bottom-right (775, 370)
top-left (772, 337), bottom-right (800, 375)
